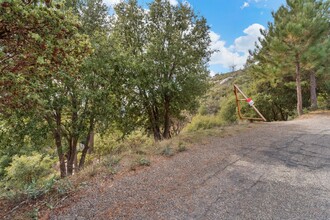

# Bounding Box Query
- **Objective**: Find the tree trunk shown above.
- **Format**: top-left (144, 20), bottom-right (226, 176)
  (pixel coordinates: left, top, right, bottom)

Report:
top-left (67, 137), bottom-right (78, 175)
top-left (149, 105), bottom-right (162, 141)
top-left (67, 94), bottom-right (79, 175)
top-left (88, 131), bottom-right (94, 154)
top-left (53, 111), bottom-right (66, 178)
top-left (310, 71), bottom-right (318, 110)
top-left (163, 95), bottom-right (171, 139)
top-left (79, 140), bottom-right (89, 170)
top-left (79, 118), bottom-right (94, 170)
top-left (295, 56), bottom-right (303, 116)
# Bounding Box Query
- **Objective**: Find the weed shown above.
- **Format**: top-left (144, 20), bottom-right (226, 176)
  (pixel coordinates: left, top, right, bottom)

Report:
top-left (177, 142), bottom-right (186, 152)
top-left (136, 150), bottom-right (147, 155)
top-left (28, 207), bottom-right (39, 220)
top-left (102, 156), bottom-right (121, 169)
top-left (55, 179), bottom-right (73, 195)
top-left (161, 146), bottom-right (174, 157)
top-left (138, 157), bottom-right (151, 166)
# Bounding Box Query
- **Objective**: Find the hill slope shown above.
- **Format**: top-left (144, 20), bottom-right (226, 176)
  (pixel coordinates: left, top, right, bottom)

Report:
top-left (49, 112), bottom-right (330, 219)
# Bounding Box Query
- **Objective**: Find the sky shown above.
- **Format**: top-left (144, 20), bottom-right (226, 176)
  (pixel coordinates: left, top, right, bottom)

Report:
top-left (103, 0), bottom-right (286, 75)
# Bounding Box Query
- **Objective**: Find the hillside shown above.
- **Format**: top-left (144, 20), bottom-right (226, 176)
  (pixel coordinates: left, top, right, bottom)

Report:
top-left (200, 70), bottom-right (245, 115)
top-left (45, 112), bottom-right (330, 219)
top-left (186, 69), bottom-right (258, 132)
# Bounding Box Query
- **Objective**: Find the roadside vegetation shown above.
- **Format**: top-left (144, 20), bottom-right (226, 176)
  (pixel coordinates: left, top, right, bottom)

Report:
top-left (0, 0), bottom-right (329, 218)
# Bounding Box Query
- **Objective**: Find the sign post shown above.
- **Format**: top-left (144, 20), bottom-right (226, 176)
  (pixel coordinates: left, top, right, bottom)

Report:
top-left (233, 84), bottom-right (267, 122)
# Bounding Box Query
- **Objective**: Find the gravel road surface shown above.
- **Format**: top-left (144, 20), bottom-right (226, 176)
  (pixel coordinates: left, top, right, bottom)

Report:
top-left (51, 113), bottom-right (330, 220)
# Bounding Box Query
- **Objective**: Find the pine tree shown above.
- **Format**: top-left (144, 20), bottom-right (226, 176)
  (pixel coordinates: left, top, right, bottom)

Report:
top-left (249, 0), bottom-right (330, 116)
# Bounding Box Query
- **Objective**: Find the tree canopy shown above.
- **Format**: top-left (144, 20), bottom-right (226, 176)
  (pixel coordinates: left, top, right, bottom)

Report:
top-left (248, 0), bottom-right (330, 118)
top-left (0, 0), bottom-right (212, 183)
top-left (111, 0), bottom-right (211, 140)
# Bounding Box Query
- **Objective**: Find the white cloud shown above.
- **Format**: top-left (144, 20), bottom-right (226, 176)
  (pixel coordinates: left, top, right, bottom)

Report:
top-left (210, 70), bottom-right (217, 77)
top-left (209, 23), bottom-right (265, 71)
top-left (241, 2), bottom-right (249, 9)
top-left (169, 0), bottom-right (178, 6)
top-left (103, 0), bottom-right (121, 6)
top-left (234, 23), bottom-right (265, 53)
top-left (182, 0), bottom-right (191, 8)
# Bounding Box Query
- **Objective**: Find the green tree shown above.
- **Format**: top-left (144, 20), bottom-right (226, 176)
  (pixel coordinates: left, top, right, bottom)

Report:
top-left (248, 0), bottom-right (330, 116)
top-left (0, 0), bottom-right (93, 178)
top-left (68, 0), bottom-right (124, 170)
top-left (111, 0), bottom-right (211, 141)
top-left (0, 0), bottom-right (90, 114)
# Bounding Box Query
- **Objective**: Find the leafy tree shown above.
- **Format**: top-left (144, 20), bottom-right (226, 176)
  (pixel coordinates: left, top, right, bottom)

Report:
top-left (38, 0), bottom-right (122, 176)
top-left (111, 0), bottom-right (211, 141)
top-left (67, 0), bottom-right (124, 170)
top-left (0, 0), bottom-right (93, 177)
top-left (0, 0), bottom-right (90, 114)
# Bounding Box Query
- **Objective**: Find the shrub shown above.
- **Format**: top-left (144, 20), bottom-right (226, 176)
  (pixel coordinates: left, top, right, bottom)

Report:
top-left (318, 94), bottom-right (330, 110)
top-left (161, 146), bottom-right (174, 157)
top-left (94, 131), bottom-right (123, 156)
top-left (4, 152), bottom-right (56, 197)
top-left (54, 178), bottom-right (73, 195)
top-left (121, 131), bottom-right (154, 152)
top-left (177, 142), bottom-right (186, 152)
top-left (94, 130), bottom-right (153, 157)
top-left (218, 96), bottom-right (238, 123)
top-left (138, 157), bottom-right (151, 166)
top-left (184, 115), bottom-right (223, 132)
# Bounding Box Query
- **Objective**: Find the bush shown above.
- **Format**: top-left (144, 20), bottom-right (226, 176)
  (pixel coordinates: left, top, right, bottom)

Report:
top-left (94, 131), bottom-right (123, 156)
top-left (121, 131), bottom-right (154, 152)
top-left (94, 130), bottom-right (153, 157)
top-left (318, 94), bottom-right (330, 110)
top-left (138, 157), bottom-right (151, 166)
top-left (161, 146), bottom-right (174, 157)
top-left (3, 152), bottom-right (56, 197)
top-left (218, 96), bottom-right (238, 123)
top-left (184, 115), bottom-right (223, 132)
top-left (177, 142), bottom-right (186, 152)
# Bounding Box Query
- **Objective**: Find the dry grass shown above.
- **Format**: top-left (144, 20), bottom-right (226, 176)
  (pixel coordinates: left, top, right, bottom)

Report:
top-left (296, 110), bottom-right (330, 120)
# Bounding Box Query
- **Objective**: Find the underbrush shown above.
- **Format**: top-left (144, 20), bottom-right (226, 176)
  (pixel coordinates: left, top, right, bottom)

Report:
top-left (1, 121), bottom-right (243, 219)
top-left (184, 115), bottom-right (223, 132)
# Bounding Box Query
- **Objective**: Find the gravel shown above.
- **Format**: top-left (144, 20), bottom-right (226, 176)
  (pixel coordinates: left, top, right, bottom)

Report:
top-left (51, 113), bottom-right (330, 220)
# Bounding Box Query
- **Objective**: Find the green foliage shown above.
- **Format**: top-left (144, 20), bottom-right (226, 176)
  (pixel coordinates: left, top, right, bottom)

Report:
top-left (318, 94), bottom-right (330, 109)
top-left (177, 142), bottom-right (187, 152)
top-left (53, 178), bottom-right (73, 195)
top-left (4, 153), bottom-right (56, 190)
top-left (111, 0), bottom-right (211, 140)
top-left (138, 157), bottom-right (151, 166)
top-left (95, 130), bottom-right (153, 157)
top-left (0, 0), bottom-right (91, 113)
top-left (101, 156), bottom-right (121, 169)
top-left (94, 131), bottom-right (123, 156)
top-left (161, 146), bottom-right (174, 157)
top-left (247, 0), bottom-right (330, 116)
top-left (185, 115), bottom-right (223, 132)
top-left (218, 95), bottom-right (238, 123)
top-left (28, 207), bottom-right (39, 220)
top-left (122, 131), bottom-right (154, 152)
top-left (0, 153), bottom-right (57, 200)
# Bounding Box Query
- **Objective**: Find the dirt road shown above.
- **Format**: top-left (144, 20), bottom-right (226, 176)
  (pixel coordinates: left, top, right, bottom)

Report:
top-left (52, 113), bottom-right (330, 220)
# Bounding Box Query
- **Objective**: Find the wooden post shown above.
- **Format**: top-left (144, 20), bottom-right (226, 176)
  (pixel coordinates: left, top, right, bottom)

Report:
top-left (233, 84), bottom-right (267, 122)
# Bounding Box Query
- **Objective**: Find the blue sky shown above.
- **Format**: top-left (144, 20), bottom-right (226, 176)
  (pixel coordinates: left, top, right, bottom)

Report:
top-left (104, 0), bottom-right (286, 74)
